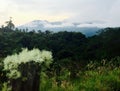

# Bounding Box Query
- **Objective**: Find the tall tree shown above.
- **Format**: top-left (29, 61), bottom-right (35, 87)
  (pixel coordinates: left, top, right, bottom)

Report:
top-left (5, 17), bottom-right (15, 30)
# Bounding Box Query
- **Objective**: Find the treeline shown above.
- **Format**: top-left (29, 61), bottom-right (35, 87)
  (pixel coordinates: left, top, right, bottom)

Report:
top-left (0, 19), bottom-right (120, 65)
top-left (0, 24), bottom-right (120, 76)
top-left (0, 26), bottom-right (120, 60)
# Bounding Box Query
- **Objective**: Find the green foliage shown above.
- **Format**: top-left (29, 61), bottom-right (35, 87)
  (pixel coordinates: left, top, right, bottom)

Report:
top-left (2, 82), bottom-right (11, 91)
top-left (0, 26), bottom-right (120, 62)
top-left (5, 18), bottom-right (15, 30)
top-left (78, 68), bottom-right (120, 91)
top-left (3, 48), bottom-right (53, 79)
top-left (0, 20), bottom-right (120, 90)
top-left (40, 58), bottom-right (120, 91)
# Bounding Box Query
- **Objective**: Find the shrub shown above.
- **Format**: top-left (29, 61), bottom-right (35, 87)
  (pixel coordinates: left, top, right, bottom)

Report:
top-left (3, 48), bottom-right (53, 91)
top-left (3, 48), bottom-right (53, 79)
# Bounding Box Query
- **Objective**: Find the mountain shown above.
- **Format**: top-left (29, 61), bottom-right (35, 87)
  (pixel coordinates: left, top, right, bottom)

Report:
top-left (18, 20), bottom-right (102, 36)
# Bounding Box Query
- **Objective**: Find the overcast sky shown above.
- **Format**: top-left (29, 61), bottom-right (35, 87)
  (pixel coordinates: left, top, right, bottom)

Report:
top-left (0, 0), bottom-right (120, 27)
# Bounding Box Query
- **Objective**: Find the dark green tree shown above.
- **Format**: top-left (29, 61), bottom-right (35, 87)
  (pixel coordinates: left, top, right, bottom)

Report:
top-left (5, 17), bottom-right (15, 30)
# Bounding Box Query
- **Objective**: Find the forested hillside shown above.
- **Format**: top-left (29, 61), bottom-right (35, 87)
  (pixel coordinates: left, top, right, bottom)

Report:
top-left (0, 24), bottom-right (120, 61)
top-left (0, 20), bottom-right (120, 91)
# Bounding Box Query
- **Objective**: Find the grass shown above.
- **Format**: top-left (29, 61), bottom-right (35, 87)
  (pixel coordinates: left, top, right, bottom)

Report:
top-left (39, 59), bottom-right (120, 91)
top-left (1, 58), bottom-right (120, 91)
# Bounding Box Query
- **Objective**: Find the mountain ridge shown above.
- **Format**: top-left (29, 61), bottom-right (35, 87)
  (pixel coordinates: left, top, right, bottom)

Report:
top-left (17, 20), bottom-right (102, 36)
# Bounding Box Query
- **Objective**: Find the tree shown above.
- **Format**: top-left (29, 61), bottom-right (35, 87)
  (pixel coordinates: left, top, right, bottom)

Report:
top-left (5, 17), bottom-right (15, 30)
top-left (3, 48), bottom-right (53, 91)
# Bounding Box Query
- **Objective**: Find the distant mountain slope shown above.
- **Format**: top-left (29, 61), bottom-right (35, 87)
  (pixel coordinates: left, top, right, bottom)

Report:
top-left (18, 20), bottom-right (101, 36)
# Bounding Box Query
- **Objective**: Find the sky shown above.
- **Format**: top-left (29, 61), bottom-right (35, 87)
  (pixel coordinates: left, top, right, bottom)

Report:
top-left (0, 0), bottom-right (120, 27)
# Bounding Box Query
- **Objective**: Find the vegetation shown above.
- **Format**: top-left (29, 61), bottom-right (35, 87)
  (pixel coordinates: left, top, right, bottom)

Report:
top-left (3, 48), bottom-right (52, 79)
top-left (0, 20), bottom-right (120, 90)
top-left (40, 57), bottom-right (120, 91)
top-left (2, 48), bottom-right (52, 91)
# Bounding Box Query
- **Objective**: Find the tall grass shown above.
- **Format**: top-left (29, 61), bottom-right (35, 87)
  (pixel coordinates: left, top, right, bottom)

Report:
top-left (1, 57), bottom-right (120, 91)
top-left (40, 58), bottom-right (120, 91)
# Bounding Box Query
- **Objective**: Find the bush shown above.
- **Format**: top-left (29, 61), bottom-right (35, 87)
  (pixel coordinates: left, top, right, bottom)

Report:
top-left (3, 48), bottom-right (53, 91)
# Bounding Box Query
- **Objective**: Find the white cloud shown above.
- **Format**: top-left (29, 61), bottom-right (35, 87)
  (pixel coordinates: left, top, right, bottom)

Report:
top-left (0, 0), bottom-right (120, 27)
top-left (45, 22), bottom-right (74, 28)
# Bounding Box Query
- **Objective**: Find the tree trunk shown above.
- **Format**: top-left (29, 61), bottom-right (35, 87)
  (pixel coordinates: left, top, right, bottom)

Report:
top-left (11, 61), bottom-right (41, 91)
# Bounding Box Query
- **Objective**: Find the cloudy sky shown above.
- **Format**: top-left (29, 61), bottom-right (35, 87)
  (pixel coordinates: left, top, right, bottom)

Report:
top-left (0, 0), bottom-right (120, 27)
